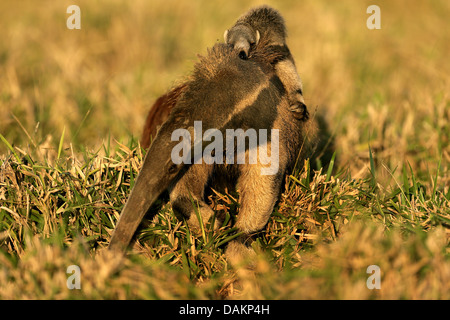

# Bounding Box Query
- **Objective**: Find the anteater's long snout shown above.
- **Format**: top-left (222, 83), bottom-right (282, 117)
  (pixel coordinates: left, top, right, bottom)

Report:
top-left (108, 126), bottom-right (186, 251)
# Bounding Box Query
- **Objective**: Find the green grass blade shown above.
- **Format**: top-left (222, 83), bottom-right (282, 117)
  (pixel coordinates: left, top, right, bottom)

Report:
top-left (0, 133), bottom-right (22, 164)
top-left (57, 127), bottom-right (65, 160)
top-left (325, 152), bottom-right (336, 182)
top-left (432, 155), bottom-right (442, 202)
top-left (368, 145), bottom-right (376, 190)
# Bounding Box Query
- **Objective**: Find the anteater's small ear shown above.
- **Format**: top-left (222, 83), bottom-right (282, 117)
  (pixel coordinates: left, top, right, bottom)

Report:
top-left (255, 30), bottom-right (260, 45)
top-left (223, 29), bottom-right (229, 43)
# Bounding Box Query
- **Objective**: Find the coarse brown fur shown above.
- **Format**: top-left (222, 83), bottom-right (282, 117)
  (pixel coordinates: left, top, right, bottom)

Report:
top-left (141, 6), bottom-right (308, 148)
top-left (141, 84), bottom-right (187, 149)
top-left (111, 38), bottom-right (316, 263)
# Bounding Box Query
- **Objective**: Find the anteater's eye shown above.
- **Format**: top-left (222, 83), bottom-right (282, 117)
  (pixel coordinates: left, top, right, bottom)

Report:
top-left (168, 163), bottom-right (179, 174)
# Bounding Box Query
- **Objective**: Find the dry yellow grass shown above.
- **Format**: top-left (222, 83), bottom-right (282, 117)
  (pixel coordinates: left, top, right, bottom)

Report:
top-left (0, 0), bottom-right (449, 300)
top-left (1, 1), bottom-right (448, 182)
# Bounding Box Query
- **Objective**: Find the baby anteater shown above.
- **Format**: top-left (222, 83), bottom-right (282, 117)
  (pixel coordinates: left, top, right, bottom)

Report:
top-left (224, 5), bottom-right (309, 121)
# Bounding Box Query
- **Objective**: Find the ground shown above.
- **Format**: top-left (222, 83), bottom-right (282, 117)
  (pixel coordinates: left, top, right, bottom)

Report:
top-left (0, 0), bottom-right (449, 299)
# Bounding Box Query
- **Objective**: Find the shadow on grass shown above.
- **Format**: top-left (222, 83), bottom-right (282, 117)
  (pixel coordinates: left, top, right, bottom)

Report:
top-left (311, 112), bottom-right (336, 174)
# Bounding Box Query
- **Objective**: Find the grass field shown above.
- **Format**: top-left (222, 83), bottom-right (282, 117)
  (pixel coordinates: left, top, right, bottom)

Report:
top-left (0, 0), bottom-right (449, 299)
